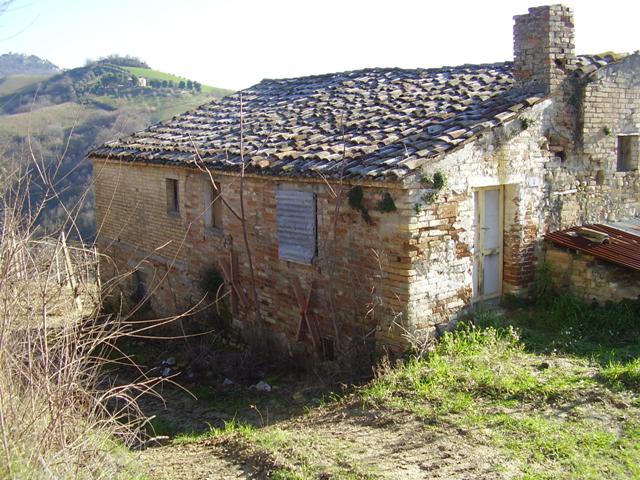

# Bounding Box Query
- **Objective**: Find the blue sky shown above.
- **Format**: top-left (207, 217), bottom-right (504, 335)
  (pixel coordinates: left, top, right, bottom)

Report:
top-left (1, 0), bottom-right (638, 90)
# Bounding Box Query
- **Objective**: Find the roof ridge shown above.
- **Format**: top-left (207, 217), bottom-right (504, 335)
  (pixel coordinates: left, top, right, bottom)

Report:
top-left (255, 62), bottom-right (514, 86)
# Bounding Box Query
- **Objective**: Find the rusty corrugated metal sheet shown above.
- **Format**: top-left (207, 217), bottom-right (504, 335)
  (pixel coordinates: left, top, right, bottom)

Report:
top-left (545, 224), bottom-right (640, 272)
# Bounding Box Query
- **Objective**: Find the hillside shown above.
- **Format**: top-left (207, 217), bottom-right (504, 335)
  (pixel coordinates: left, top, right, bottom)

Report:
top-left (0, 60), bottom-right (233, 115)
top-left (0, 56), bottom-right (233, 239)
top-left (122, 66), bottom-right (230, 96)
top-left (0, 74), bottom-right (52, 96)
top-left (0, 53), bottom-right (59, 76)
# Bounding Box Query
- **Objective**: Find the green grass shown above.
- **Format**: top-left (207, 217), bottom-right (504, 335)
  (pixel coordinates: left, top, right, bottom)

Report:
top-left (5, 433), bottom-right (149, 480)
top-left (363, 325), bottom-right (589, 416)
top-left (122, 66), bottom-right (233, 96)
top-left (601, 357), bottom-right (640, 391)
top-left (172, 417), bottom-right (255, 445)
top-left (359, 296), bottom-right (640, 479)
top-left (491, 415), bottom-right (640, 480)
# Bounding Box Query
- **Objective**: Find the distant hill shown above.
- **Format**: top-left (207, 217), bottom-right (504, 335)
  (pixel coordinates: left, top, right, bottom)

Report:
top-left (0, 53), bottom-right (59, 76)
top-left (0, 61), bottom-right (233, 115)
top-left (0, 56), bottom-right (233, 239)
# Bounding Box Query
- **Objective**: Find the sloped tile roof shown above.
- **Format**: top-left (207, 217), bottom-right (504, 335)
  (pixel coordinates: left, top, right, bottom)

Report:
top-left (571, 53), bottom-right (629, 77)
top-left (89, 54), bottom-right (624, 182)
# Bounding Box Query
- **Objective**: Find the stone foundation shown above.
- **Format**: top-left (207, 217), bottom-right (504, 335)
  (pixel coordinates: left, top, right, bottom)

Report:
top-left (545, 244), bottom-right (640, 303)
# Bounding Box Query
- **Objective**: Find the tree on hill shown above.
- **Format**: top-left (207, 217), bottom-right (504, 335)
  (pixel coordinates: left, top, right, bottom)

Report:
top-left (95, 55), bottom-right (149, 69)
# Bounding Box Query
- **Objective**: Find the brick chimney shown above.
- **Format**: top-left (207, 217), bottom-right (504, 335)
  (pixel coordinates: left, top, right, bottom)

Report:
top-left (513, 5), bottom-right (575, 95)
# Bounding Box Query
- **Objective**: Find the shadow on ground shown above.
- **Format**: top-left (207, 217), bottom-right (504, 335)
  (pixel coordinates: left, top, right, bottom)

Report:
top-left (109, 334), bottom-right (359, 439)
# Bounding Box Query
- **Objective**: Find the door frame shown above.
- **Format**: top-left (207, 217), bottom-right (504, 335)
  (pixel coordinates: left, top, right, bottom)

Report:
top-left (473, 185), bottom-right (504, 302)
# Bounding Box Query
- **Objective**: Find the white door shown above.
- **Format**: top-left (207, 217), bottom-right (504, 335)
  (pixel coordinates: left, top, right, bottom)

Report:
top-left (473, 187), bottom-right (503, 300)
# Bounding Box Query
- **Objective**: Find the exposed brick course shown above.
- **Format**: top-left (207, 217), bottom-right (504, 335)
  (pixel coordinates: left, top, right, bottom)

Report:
top-left (94, 161), bottom-right (413, 353)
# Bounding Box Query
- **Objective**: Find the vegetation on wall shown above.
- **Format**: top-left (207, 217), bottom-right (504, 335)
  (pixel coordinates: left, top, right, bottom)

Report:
top-left (199, 267), bottom-right (225, 299)
top-left (376, 192), bottom-right (397, 213)
top-left (520, 117), bottom-right (534, 130)
top-left (198, 266), bottom-right (234, 335)
top-left (416, 170), bottom-right (447, 209)
top-left (347, 186), bottom-right (372, 223)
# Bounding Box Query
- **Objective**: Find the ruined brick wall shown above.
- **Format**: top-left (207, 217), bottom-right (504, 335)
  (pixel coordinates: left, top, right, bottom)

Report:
top-left (512, 6), bottom-right (640, 231)
top-left (404, 101), bottom-right (553, 335)
top-left (545, 54), bottom-right (640, 229)
top-left (545, 243), bottom-right (640, 303)
top-left (93, 159), bottom-right (414, 355)
top-left (581, 54), bottom-right (640, 170)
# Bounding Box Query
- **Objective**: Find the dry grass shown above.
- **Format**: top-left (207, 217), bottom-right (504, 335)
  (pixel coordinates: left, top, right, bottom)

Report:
top-left (0, 171), bottom-right (158, 479)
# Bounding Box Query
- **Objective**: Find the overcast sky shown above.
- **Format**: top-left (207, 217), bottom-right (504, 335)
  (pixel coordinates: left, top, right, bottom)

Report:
top-left (1, 0), bottom-right (638, 90)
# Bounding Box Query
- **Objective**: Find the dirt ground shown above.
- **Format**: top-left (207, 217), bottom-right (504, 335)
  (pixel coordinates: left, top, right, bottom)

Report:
top-left (135, 383), bottom-right (513, 479)
top-left (125, 330), bottom-right (640, 479)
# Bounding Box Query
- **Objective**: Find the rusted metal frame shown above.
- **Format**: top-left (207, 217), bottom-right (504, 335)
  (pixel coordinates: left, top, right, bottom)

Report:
top-left (291, 276), bottom-right (319, 350)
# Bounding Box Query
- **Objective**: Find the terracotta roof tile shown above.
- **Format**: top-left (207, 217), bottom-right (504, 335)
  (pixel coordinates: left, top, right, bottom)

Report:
top-left (89, 55), bottom-right (625, 181)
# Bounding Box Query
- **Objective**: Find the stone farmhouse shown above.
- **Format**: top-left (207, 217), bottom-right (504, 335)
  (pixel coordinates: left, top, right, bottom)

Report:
top-left (90, 5), bottom-right (640, 357)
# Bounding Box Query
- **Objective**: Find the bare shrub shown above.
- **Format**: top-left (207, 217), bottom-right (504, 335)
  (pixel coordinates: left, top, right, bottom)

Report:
top-left (0, 169), bottom-right (155, 478)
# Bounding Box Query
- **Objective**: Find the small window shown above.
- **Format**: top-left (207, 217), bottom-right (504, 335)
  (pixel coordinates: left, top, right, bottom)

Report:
top-left (166, 178), bottom-right (179, 214)
top-left (617, 135), bottom-right (639, 172)
top-left (276, 187), bottom-right (316, 264)
top-left (203, 180), bottom-right (223, 229)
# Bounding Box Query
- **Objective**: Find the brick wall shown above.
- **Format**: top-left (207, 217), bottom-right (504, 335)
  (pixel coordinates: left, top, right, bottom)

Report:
top-left (405, 101), bottom-right (551, 332)
top-left (545, 243), bottom-right (640, 303)
top-left (93, 159), bottom-right (414, 355)
top-left (545, 53), bottom-right (640, 229)
top-left (513, 5), bottom-right (575, 95)
top-left (582, 54), bottom-right (640, 171)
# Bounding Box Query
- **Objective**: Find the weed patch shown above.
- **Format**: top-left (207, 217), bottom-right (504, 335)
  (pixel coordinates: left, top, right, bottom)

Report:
top-left (490, 415), bottom-right (640, 479)
top-left (360, 308), bottom-right (640, 479)
top-left (363, 325), bottom-right (582, 416)
top-left (601, 358), bottom-right (640, 392)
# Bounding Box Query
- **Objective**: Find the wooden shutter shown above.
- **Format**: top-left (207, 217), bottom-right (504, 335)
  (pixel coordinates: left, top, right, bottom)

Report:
top-left (276, 187), bottom-right (316, 264)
